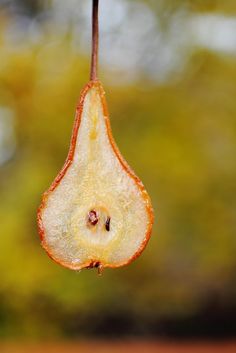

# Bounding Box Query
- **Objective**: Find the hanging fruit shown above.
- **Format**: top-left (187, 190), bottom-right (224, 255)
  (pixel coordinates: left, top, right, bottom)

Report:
top-left (37, 0), bottom-right (154, 272)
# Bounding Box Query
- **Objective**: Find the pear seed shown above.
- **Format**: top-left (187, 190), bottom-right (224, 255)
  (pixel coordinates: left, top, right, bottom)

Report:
top-left (88, 210), bottom-right (99, 226)
top-left (105, 217), bottom-right (111, 231)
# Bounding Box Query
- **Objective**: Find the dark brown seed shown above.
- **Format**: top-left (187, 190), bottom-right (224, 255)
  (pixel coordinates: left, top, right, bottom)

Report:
top-left (105, 217), bottom-right (111, 231)
top-left (88, 210), bottom-right (99, 226)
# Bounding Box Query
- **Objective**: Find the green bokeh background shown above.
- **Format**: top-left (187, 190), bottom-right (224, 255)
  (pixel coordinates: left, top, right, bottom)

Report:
top-left (0, 0), bottom-right (236, 339)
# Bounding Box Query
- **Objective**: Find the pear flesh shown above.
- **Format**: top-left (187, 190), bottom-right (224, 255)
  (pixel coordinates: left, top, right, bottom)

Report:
top-left (38, 82), bottom-right (153, 270)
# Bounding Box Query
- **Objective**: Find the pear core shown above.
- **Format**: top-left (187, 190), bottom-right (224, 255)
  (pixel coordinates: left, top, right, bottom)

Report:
top-left (38, 82), bottom-right (153, 270)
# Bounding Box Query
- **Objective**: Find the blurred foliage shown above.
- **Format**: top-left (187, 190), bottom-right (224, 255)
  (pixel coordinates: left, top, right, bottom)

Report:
top-left (130, 0), bottom-right (236, 15)
top-left (0, 0), bottom-right (236, 340)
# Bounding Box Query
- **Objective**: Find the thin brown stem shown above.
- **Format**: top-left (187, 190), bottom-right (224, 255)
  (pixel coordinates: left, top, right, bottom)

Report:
top-left (90, 0), bottom-right (99, 81)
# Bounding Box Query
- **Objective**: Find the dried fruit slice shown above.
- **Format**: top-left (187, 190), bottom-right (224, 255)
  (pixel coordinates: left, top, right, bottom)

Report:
top-left (38, 81), bottom-right (154, 270)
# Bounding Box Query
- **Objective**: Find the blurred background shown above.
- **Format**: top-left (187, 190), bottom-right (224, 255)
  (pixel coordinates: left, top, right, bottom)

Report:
top-left (0, 0), bottom-right (236, 346)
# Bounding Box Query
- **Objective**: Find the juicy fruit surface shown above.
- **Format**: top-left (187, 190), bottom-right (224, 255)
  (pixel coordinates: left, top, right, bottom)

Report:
top-left (39, 82), bottom-right (153, 270)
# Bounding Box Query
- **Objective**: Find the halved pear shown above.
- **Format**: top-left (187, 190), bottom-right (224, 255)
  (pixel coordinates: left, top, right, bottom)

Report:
top-left (38, 81), bottom-right (154, 271)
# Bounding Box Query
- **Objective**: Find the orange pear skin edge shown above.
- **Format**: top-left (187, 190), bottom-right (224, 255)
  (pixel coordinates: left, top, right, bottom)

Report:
top-left (37, 80), bottom-right (154, 271)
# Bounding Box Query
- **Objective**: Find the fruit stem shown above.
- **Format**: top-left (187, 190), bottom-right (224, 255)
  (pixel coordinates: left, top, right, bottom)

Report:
top-left (90, 0), bottom-right (99, 81)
